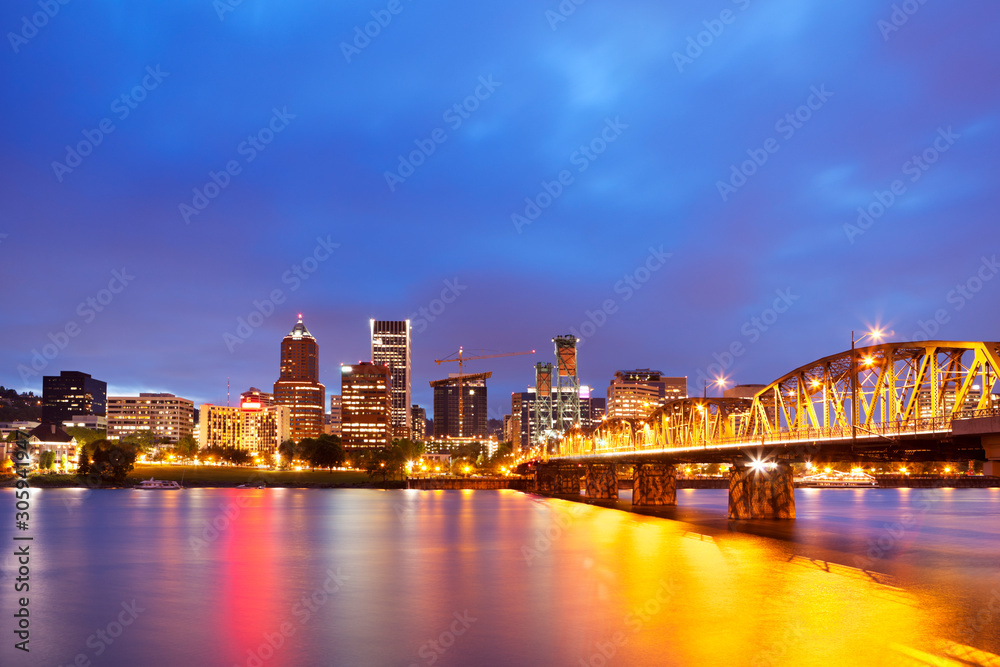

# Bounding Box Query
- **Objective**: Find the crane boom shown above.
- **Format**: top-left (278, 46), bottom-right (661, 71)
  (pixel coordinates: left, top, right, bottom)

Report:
top-left (431, 347), bottom-right (535, 437)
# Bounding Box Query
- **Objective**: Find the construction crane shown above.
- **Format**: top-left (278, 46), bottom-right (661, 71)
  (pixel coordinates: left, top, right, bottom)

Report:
top-left (432, 347), bottom-right (535, 437)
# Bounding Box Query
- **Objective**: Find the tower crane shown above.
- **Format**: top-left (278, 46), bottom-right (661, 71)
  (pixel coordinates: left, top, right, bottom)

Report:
top-left (432, 348), bottom-right (535, 437)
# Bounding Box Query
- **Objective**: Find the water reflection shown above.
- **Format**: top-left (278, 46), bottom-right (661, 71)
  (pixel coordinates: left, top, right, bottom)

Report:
top-left (1, 488), bottom-right (998, 666)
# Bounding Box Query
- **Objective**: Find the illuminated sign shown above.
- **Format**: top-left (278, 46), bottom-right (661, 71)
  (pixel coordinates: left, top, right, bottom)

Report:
top-left (241, 401), bottom-right (262, 411)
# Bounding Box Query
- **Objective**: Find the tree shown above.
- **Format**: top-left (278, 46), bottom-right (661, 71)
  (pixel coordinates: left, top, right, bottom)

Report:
top-left (175, 436), bottom-right (199, 459)
top-left (121, 429), bottom-right (160, 456)
top-left (365, 448), bottom-right (404, 487)
top-left (38, 450), bottom-right (55, 470)
top-left (65, 427), bottom-right (107, 449)
top-left (277, 439), bottom-right (297, 466)
top-left (309, 435), bottom-right (345, 470)
top-left (83, 439), bottom-right (137, 486)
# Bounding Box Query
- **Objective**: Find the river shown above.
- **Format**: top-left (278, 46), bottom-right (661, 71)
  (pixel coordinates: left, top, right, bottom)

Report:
top-left (2, 487), bottom-right (999, 666)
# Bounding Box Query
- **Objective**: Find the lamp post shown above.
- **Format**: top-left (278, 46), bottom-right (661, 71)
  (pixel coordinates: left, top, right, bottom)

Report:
top-left (851, 328), bottom-right (890, 448)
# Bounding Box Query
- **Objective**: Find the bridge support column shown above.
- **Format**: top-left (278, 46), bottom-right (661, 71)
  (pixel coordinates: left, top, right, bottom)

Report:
top-left (585, 463), bottom-right (618, 500)
top-left (728, 463), bottom-right (795, 520)
top-left (633, 463), bottom-right (676, 507)
top-left (983, 436), bottom-right (1000, 477)
top-left (534, 465), bottom-right (557, 494)
top-left (555, 468), bottom-right (581, 494)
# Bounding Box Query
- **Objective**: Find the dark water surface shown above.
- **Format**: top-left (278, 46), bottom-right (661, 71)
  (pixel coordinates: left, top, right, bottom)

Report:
top-left (2, 487), bottom-right (999, 666)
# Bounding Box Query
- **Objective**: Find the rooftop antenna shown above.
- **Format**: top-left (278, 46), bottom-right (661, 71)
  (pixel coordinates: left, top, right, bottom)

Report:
top-left (227, 377), bottom-right (230, 407)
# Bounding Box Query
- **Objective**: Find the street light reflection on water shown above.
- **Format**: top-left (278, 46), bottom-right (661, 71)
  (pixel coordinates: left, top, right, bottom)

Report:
top-left (2, 488), bottom-right (999, 666)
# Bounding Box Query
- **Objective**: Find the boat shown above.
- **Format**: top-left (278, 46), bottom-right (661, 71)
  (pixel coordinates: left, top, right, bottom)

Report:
top-left (136, 478), bottom-right (183, 490)
top-left (236, 483), bottom-right (266, 489)
top-left (795, 470), bottom-right (877, 488)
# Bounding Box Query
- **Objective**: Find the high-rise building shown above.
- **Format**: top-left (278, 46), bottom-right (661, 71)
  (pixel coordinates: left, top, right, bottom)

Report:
top-left (410, 404), bottom-right (426, 441)
top-left (107, 393), bottom-right (194, 444)
top-left (341, 362), bottom-right (391, 448)
top-left (198, 400), bottom-right (291, 456)
top-left (42, 371), bottom-right (107, 425)
top-left (240, 387), bottom-right (273, 408)
top-left (607, 370), bottom-right (686, 420)
top-left (325, 395), bottom-right (342, 437)
top-left (432, 373), bottom-right (489, 438)
top-left (509, 392), bottom-right (523, 448)
top-left (273, 316), bottom-right (325, 441)
top-left (370, 320), bottom-right (411, 438)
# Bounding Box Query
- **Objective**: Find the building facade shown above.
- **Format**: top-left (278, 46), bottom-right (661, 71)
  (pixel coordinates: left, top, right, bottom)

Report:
top-left (197, 401), bottom-right (291, 456)
top-left (273, 316), bottom-right (325, 441)
top-left (341, 362), bottom-right (392, 449)
top-left (410, 404), bottom-right (427, 442)
top-left (42, 371), bottom-right (107, 425)
top-left (432, 374), bottom-right (488, 439)
top-left (370, 319), bottom-right (411, 438)
top-left (606, 370), bottom-right (686, 420)
top-left (324, 395), bottom-right (342, 437)
top-left (107, 393), bottom-right (194, 444)
top-left (27, 423), bottom-right (78, 471)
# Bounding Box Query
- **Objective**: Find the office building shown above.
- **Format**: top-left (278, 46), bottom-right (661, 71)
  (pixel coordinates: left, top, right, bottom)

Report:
top-left (370, 319), bottom-right (411, 438)
top-left (42, 371), bottom-right (107, 425)
top-left (341, 362), bottom-right (392, 448)
top-left (273, 316), bottom-right (326, 441)
top-left (324, 395), bottom-right (342, 437)
top-left (107, 393), bottom-right (194, 444)
top-left (606, 370), bottom-right (686, 420)
top-left (410, 404), bottom-right (426, 442)
top-left (432, 373), bottom-right (488, 439)
top-left (198, 400), bottom-right (291, 456)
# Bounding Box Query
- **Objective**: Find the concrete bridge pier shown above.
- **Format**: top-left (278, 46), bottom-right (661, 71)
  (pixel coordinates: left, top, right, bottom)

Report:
top-left (585, 463), bottom-right (618, 500)
top-left (534, 465), bottom-right (557, 494)
top-left (555, 467), bottom-right (582, 494)
top-left (633, 463), bottom-right (677, 507)
top-left (728, 463), bottom-right (795, 519)
top-left (983, 436), bottom-right (1000, 477)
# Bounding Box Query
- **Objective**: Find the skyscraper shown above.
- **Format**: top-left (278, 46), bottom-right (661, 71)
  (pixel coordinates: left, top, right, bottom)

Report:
top-left (42, 371), bottom-right (107, 425)
top-left (370, 319), bottom-right (411, 438)
top-left (341, 362), bottom-right (391, 448)
top-left (432, 373), bottom-right (489, 438)
top-left (273, 315), bottom-right (325, 441)
top-left (410, 404), bottom-right (427, 442)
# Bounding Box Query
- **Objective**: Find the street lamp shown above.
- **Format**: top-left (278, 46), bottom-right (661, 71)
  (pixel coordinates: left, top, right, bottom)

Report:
top-left (851, 327), bottom-right (892, 448)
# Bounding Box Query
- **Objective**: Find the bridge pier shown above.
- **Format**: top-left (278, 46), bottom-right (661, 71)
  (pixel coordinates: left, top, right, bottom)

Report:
top-left (534, 465), bottom-right (557, 494)
top-left (585, 463), bottom-right (618, 500)
top-left (633, 463), bottom-right (676, 507)
top-left (728, 463), bottom-right (795, 520)
top-left (983, 436), bottom-right (1000, 477)
top-left (555, 468), bottom-right (581, 494)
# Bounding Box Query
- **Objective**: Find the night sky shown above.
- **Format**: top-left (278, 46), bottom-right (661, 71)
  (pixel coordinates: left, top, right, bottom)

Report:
top-left (2, 1), bottom-right (998, 418)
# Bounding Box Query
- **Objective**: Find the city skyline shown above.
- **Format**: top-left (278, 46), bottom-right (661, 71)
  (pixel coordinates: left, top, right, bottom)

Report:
top-left (3, 2), bottom-right (999, 422)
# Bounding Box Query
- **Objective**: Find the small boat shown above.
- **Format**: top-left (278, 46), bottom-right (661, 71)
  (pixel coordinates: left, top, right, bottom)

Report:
top-left (236, 483), bottom-right (266, 489)
top-left (136, 478), bottom-right (183, 490)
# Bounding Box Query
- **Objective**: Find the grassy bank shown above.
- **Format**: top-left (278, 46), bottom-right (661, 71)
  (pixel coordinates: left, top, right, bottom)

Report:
top-left (1, 465), bottom-right (394, 488)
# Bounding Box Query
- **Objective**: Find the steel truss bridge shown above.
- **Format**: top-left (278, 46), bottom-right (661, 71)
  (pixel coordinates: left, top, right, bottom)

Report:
top-left (554, 341), bottom-right (1000, 465)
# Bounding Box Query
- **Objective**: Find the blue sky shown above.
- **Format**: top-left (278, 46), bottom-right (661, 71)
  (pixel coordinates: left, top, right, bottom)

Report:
top-left (2, 0), bottom-right (998, 417)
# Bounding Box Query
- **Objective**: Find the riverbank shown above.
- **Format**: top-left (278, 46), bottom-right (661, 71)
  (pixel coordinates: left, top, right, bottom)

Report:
top-left (0, 465), bottom-right (404, 489)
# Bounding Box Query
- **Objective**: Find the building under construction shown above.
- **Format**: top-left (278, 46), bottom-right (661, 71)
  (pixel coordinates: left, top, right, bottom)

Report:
top-left (431, 372), bottom-right (490, 438)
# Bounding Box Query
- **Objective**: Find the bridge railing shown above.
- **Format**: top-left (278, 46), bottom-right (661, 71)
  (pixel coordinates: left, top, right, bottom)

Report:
top-left (954, 407), bottom-right (1000, 420)
top-left (558, 415), bottom-right (957, 457)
